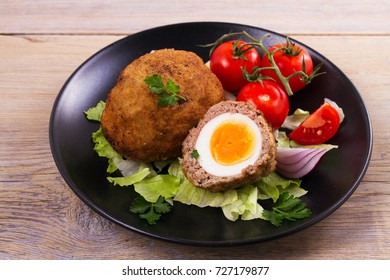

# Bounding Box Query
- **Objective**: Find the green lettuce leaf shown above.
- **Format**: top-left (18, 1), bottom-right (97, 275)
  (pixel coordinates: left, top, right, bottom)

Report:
top-left (86, 101), bottom-right (120, 173)
top-left (107, 167), bottom-right (151, 186)
top-left (256, 180), bottom-right (280, 202)
top-left (91, 127), bottom-right (121, 173)
top-left (255, 172), bottom-right (305, 203)
top-left (169, 159), bottom-right (238, 208)
top-left (276, 131), bottom-right (338, 149)
top-left (280, 183), bottom-right (308, 198)
top-left (153, 159), bottom-right (174, 172)
top-left (167, 159), bottom-right (184, 179)
top-left (84, 101), bottom-right (105, 121)
top-left (241, 202), bottom-right (265, 221)
top-left (281, 108), bottom-right (310, 130)
top-left (173, 179), bottom-right (238, 208)
top-left (133, 174), bottom-right (180, 203)
top-left (261, 172), bottom-right (302, 190)
top-left (221, 185), bottom-right (259, 221)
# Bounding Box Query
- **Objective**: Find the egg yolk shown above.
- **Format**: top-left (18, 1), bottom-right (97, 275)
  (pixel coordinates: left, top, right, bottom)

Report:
top-left (210, 120), bottom-right (256, 166)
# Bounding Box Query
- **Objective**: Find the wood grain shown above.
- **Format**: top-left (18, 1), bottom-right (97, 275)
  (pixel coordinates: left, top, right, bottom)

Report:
top-left (1, 0), bottom-right (389, 35)
top-left (1, 0), bottom-right (389, 260)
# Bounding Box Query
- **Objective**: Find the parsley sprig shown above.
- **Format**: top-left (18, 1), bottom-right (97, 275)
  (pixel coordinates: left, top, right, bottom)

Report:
top-left (130, 196), bottom-right (171, 225)
top-left (144, 74), bottom-right (186, 107)
top-left (262, 192), bottom-right (312, 227)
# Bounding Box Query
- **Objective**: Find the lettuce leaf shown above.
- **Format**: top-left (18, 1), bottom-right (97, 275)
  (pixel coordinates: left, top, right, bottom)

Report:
top-left (154, 159), bottom-right (174, 172)
top-left (276, 131), bottom-right (338, 149)
top-left (281, 183), bottom-right (308, 198)
top-left (261, 172), bottom-right (302, 190)
top-left (107, 167), bottom-right (151, 186)
top-left (84, 101), bottom-right (105, 121)
top-left (167, 159), bottom-right (184, 179)
top-left (255, 172), bottom-right (305, 203)
top-left (222, 185), bottom-right (259, 221)
top-left (221, 173), bottom-right (306, 221)
top-left (86, 101), bottom-right (120, 173)
top-left (256, 180), bottom-right (280, 202)
top-left (170, 159), bottom-right (238, 208)
top-left (112, 157), bottom-right (143, 177)
top-left (241, 202), bottom-right (265, 221)
top-left (281, 108), bottom-right (310, 130)
top-left (133, 174), bottom-right (180, 203)
top-left (91, 128), bottom-right (121, 173)
top-left (173, 178), bottom-right (238, 208)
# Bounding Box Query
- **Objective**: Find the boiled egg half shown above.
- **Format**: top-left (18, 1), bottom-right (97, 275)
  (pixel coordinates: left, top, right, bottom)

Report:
top-left (195, 113), bottom-right (262, 177)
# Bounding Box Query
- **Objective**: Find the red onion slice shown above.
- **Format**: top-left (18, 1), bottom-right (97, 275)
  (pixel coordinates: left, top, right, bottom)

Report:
top-left (276, 147), bottom-right (321, 165)
top-left (276, 147), bottom-right (331, 178)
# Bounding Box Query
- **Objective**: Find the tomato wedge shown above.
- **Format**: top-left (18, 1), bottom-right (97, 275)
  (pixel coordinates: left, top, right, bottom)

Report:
top-left (289, 102), bottom-right (340, 145)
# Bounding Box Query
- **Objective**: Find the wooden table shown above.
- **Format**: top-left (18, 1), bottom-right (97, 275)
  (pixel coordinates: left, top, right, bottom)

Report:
top-left (1, 0), bottom-right (389, 260)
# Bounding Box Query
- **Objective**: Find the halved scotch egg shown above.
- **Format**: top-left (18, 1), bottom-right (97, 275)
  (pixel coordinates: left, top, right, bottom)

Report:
top-left (195, 112), bottom-right (262, 177)
top-left (181, 101), bottom-right (277, 192)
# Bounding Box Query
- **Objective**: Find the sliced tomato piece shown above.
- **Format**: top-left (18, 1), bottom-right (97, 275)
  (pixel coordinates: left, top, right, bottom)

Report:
top-left (289, 102), bottom-right (340, 145)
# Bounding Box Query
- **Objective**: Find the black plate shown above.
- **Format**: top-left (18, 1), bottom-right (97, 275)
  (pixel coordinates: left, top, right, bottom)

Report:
top-left (49, 22), bottom-right (372, 246)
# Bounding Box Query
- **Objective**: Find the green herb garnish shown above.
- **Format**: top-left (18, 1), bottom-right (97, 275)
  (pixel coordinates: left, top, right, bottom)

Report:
top-left (190, 149), bottom-right (200, 159)
top-left (130, 196), bottom-right (171, 225)
top-left (262, 192), bottom-right (311, 226)
top-left (144, 74), bottom-right (186, 107)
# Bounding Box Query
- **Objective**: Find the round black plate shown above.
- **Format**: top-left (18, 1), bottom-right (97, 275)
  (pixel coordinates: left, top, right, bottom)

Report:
top-left (49, 22), bottom-right (372, 246)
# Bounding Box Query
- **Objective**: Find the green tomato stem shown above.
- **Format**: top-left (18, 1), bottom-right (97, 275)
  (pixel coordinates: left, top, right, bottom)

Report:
top-left (263, 48), bottom-right (294, 96)
top-left (241, 32), bottom-right (294, 96)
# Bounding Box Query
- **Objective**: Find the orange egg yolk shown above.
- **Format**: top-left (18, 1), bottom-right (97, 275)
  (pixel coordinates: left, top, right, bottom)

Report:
top-left (210, 120), bottom-right (256, 166)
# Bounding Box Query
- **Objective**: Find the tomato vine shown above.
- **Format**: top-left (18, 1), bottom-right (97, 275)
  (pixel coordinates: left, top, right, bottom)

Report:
top-left (201, 31), bottom-right (325, 96)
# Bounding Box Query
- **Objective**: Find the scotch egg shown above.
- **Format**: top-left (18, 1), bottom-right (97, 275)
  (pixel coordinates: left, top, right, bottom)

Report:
top-left (181, 101), bottom-right (277, 192)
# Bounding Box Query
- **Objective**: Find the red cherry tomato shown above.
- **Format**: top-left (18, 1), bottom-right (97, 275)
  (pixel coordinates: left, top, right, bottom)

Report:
top-left (210, 40), bottom-right (261, 92)
top-left (261, 42), bottom-right (313, 93)
top-left (236, 80), bottom-right (289, 129)
top-left (289, 102), bottom-right (340, 145)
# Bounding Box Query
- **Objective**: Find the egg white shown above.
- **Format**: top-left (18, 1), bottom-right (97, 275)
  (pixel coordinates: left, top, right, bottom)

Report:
top-left (195, 113), bottom-right (262, 177)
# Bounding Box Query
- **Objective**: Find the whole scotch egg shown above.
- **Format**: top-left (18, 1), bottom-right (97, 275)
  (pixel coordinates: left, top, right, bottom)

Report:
top-left (180, 101), bottom-right (277, 192)
top-left (100, 49), bottom-right (225, 163)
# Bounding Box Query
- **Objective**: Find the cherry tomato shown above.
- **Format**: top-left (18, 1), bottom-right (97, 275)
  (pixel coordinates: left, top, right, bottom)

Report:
top-left (236, 80), bottom-right (289, 129)
top-left (261, 42), bottom-right (313, 93)
top-left (210, 40), bottom-right (261, 92)
top-left (289, 102), bottom-right (340, 145)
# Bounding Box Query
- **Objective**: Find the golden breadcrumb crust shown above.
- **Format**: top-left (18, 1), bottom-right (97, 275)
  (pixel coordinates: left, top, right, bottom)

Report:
top-left (101, 49), bottom-right (225, 162)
